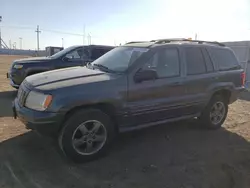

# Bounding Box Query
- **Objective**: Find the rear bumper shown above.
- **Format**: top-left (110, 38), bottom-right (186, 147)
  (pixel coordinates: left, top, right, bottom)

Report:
top-left (13, 98), bottom-right (64, 137)
top-left (229, 86), bottom-right (246, 104)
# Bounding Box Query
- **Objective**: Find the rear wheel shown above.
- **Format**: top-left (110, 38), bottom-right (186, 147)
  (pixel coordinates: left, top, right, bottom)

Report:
top-left (199, 95), bottom-right (228, 129)
top-left (58, 109), bottom-right (115, 163)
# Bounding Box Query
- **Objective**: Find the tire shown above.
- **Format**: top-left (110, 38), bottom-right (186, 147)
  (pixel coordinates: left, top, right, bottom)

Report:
top-left (58, 109), bottom-right (115, 163)
top-left (199, 95), bottom-right (228, 129)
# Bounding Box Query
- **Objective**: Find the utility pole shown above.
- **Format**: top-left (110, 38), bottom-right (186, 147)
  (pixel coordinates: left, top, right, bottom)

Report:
top-left (19, 37), bottom-right (23, 49)
top-left (195, 33), bottom-right (198, 40)
top-left (0, 27), bottom-right (1, 49)
top-left (0, 16), bottom-right (2, 49)
top-left (35, 25), bottom-right (41, 51)
top-left (88, 33), bottom-right (91, 45)
top-left (83, 25), bottom-right (85, 45)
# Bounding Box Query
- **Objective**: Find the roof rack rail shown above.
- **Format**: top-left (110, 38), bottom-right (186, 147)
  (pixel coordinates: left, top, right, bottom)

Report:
top-left (152, 38), bottom-right (225, 47)
top-left (125, 41), bottom-right (147, 44)
top-left (150, 38), bottom-right (186, 42)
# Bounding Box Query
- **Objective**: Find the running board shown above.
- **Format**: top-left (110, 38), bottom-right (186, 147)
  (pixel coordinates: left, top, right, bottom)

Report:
top-left (119, 113), bottom-right (200, 132)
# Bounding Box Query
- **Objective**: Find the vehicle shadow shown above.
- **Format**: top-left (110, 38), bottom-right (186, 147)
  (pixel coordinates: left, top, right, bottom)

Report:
top-left (239, 90), bottom-right (250, 101)
top-left (0, 90), bottom-right (17, 117)
top-left (1, 122), bottom-right (250, 188)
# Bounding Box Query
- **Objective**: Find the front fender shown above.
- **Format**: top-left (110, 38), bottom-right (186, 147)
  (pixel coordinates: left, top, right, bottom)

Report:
top-left (25, 68), bottom-right (51, 77)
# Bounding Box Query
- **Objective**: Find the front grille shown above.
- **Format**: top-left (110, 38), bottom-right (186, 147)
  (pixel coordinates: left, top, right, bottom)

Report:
top-left (17, 86), bottom-right (29, 107)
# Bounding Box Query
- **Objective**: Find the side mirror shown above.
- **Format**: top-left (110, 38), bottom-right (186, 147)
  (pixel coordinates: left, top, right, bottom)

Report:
top-left (84, 60), bottom-right (93, 66)
top-left (134, 69), bottom-right (157, 83)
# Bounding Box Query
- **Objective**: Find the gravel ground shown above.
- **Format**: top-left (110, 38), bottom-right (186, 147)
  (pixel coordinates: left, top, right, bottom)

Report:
top-left (1, 55), bottom-right (250, 188)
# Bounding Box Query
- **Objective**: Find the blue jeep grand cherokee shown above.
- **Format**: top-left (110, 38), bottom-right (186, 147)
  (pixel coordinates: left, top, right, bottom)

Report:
top-left (13, 39), bottom-right (245, 162)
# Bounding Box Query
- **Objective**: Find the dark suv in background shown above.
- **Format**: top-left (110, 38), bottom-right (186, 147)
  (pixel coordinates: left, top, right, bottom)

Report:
top-left (7, 45), bottom-right (114, 88)
top-left (13, 39), bottom-right (245, 162)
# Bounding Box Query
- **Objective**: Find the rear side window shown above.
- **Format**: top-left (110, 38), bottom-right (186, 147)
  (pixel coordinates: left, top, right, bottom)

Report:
top-left (202, 48), bottom-right (214, 72)
top-left (91, 48), bottom-right (109, 60)
top-left (209, 48), bottom-right (240, 71)
top-left (185, 47), bottom-right (206, 75)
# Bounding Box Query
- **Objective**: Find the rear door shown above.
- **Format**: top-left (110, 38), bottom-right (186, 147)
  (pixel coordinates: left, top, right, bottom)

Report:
top-left (125, 47), bottom-right (186, 126)
top-left (181, 47), bottom-right (216, 114)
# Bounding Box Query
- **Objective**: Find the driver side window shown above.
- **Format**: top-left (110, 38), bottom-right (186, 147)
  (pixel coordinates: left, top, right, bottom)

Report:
top-left (142, 48), bottom-right (180, 78)
top-left (65, 48), bottom-right (89, 61)
top-left (65, 50), bottom-right (81, 60)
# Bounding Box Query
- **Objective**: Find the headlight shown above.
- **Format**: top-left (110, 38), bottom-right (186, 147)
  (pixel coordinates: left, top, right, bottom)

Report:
top-left (13, 64), bottom-right (23, 69)
top-left (25, 91), bottom-right (53, 111)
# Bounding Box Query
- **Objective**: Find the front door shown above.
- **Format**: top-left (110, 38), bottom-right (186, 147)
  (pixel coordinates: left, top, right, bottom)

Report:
top-left (126, 47), bottom-right (186, 126)
top-left (55, 47), bottom-right (89, 69)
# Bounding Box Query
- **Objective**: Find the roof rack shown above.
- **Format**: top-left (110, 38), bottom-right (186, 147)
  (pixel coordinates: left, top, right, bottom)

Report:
top-left (125, 39), bottom-right (225, 47)
top-left (150, 38), bottom-right (186, 42)
top-left (152, 38), bottom-right (225, 47)
top-left (125, 41), bottom-right (148, 44)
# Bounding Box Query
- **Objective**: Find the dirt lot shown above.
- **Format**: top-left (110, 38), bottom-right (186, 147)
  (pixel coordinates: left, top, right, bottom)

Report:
top-left (1, 55), bottom-right (250, 188)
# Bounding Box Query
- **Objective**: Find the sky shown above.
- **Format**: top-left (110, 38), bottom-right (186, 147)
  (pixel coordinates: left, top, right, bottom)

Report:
top-left (0, 0), bottom-right (250, 50)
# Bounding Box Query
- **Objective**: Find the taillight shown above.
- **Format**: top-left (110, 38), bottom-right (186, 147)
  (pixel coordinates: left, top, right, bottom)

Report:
top-left (241, 72), bottom-right (246, 86)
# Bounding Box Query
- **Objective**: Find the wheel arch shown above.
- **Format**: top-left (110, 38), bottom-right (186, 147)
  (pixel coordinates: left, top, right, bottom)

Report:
top-left (211, 89), bottom-right (231, 104)
top-left (60, 103), bottom-right (119, 133)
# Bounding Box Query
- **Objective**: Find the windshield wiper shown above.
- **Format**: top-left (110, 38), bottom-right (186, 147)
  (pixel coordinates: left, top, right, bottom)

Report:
top-left (93, 64), bottom-right (116, 73)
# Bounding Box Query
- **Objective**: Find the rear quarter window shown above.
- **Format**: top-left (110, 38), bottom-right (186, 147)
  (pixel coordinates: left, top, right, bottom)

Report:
top-left (208, 48), bottom-right (240, 71)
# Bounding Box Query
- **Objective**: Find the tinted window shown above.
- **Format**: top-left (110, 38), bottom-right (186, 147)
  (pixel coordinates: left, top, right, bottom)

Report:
top-left (142, 48), bottom-right (180, 78)
top-left (185, 48), bottom-right (206, 75)
top-left (65, 50), bottom-right (80, 59)
top-left (50, 46), bottom-right (82, 59)
top-left (209, 48), bottom-right (239, 71)
top-left (202, 48), bottom-right (214, 72)
top-left (64, 48), bottom-right (90, 61)
top-left (91, 48), bottom-right (111, 60)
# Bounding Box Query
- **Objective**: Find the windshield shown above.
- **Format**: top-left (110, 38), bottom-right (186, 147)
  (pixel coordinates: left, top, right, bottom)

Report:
top-left (92, 47), bottom-right (148, 72)
top-left (50, 46), bottom-right (82, 59)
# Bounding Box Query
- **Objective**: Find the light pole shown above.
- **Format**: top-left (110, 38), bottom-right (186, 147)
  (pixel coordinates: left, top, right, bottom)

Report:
top-left (35, 25), bottom-right (41, 51)
top-left (13, 42), bottom-right (16, 49)
top-left (19, 37), bottom-right (23, 49)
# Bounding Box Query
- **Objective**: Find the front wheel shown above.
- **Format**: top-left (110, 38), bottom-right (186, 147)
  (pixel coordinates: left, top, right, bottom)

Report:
top-left (58, 109), bottom-right (115, 163)
top-left (199, 95), bottom-right (228, 129)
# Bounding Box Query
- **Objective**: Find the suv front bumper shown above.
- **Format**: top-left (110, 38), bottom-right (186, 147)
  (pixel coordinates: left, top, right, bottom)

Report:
top-left (13, 98), bottom-right (64, 137)
top-left (7, 69), bottom-right (24, 89)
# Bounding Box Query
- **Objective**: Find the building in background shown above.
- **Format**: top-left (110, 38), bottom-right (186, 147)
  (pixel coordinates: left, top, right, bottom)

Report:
top-left (45, 46), bottom-right (64, 56)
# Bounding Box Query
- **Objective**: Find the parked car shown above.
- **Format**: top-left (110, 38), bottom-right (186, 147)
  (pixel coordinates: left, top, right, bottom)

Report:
top-left (13, 39), bottom-right (245, 162)
top-left (7, 45), bottom-right (114, 88)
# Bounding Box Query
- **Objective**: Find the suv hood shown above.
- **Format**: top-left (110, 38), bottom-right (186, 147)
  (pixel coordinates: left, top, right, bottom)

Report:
top-left (25, 66), bottom-right (113, 90)
top-left (14, 57), bottom-right (51, 64)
